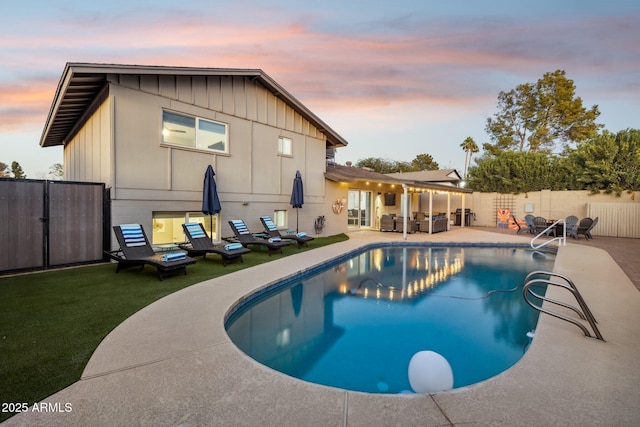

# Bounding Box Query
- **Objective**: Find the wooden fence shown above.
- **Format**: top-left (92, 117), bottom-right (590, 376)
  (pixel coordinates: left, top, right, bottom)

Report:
top-left (0, 178), bottom-right (110, 274)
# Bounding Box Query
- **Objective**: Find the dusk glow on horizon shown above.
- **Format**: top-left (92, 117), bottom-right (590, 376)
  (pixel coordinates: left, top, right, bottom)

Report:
top-left (1, 0), bottom-right (639, 177)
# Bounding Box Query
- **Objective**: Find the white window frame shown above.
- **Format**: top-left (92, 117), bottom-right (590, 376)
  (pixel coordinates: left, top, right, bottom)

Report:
top-left (151, 211), bottom-right (218, 244)
top-left (162, 110), bottom-right (229, 154)
top-left (273, 210), bottom-right (287, 228)
top-left (278, 136), bottom-right (292, 156)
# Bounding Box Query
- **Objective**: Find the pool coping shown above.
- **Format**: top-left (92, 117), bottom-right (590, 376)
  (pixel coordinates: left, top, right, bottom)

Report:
top-left (4, 228), bottom-right (640, 426)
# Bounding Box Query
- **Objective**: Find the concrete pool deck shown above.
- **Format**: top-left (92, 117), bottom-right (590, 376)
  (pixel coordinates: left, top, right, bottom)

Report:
top-left (4, 228), bottom-right (640, 426)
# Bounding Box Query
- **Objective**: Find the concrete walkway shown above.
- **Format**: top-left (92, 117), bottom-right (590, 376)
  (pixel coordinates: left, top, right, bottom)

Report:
top-left (4, 228), bottom-right (640, 426)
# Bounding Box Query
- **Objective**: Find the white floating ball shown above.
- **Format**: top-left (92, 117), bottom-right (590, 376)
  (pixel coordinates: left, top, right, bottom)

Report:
top-left (408, 351), bottom-right (454, 393)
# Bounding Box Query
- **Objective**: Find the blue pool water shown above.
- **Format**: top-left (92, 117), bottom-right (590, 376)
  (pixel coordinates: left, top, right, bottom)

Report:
top-left (225, 244), bottom-right (554, 394)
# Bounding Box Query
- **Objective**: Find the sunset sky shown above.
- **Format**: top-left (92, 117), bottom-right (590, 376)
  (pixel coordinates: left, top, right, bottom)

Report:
top-left (1, 0), bottom-right (639, 177)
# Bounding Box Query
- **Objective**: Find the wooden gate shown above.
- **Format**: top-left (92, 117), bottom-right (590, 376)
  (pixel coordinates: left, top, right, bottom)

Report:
top-left (0, 179), bottom-right (109, 274)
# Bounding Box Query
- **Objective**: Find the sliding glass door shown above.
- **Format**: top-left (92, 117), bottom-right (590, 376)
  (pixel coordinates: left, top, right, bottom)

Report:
top-left (347, 190), bottom-right (372, 228)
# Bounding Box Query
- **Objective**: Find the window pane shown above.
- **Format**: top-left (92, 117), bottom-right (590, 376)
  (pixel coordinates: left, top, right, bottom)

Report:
top-left (274, 210), bottom-right (287, 228)
top-left (278, 137), bottom-right (292, 155)
top-left (152, 212), bottom-right (219, 244)
top-left (163, 111), bottom-right (195, 147)
top-left (187, 212), bottom-right (218, 240)
top-left (198, 119), bottom-right (227, 152)
top-left (152, 212), bottom-right (186, 244)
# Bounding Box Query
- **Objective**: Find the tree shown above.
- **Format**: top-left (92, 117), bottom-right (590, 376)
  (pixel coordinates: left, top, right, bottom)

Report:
top-left (466, 151), bottom-right (564, 193)
top-left (11, 161), bottom-right (26, 179)
top-left (356, 154), bottom-right (440, 174)
top-left (355, 157), bottom-right (399, 174)
top-left (460, 137), bottom-right (479, 179)
top-left (49, 163), bottom-right (64, 180)
top-left (0, 162), bottom-right (10, 178)
top-left (411, 154), bottom-right (439, 171)
top-left (566, 129), bottom-right (640, 196)
top-left (485, 70), bottom-right (601, 152)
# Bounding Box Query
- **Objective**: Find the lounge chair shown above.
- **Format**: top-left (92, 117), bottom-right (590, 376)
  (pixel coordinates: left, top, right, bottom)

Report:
top-left (106, 224), bottom-right (196, 280)
top-left (228, 219), bottom-right (291, 255)
top-left (259, 216), bottom-right (314, 248)
top-left (179, 222), bottom-right (250, 266)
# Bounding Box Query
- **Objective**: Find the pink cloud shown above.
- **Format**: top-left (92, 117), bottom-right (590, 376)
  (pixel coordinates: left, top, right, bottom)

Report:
top-left (0, 81), bottom-right (56, 131)
top-left (1, 8), bottom-right (638, 134)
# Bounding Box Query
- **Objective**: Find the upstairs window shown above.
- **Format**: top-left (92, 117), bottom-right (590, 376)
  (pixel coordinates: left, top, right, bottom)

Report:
top-left (162, 111), bottom-right (228, 153)
top-left (278, 136), bottom-right (292, 156)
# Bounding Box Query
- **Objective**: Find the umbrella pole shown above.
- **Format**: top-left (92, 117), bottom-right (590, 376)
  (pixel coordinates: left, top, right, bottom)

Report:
top-left (210, 215), bottom-right (213, 242)
top-left (296, 208), bottom-right (299, 233)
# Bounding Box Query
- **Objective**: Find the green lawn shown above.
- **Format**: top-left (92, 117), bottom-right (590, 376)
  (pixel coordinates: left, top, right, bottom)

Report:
top-left (0, 234), bottom-right (348, 422)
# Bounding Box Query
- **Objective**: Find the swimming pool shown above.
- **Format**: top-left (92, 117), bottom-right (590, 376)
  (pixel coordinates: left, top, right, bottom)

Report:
top-left (225, 244), bottom-right (555, 394)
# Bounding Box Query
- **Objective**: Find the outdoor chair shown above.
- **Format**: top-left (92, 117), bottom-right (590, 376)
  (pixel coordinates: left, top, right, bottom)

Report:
top-left (585, 217), bottom-right (599, 239)
top-left (395, 217), bottom-right (417, 233)
top-left (524, 215), bottom-right (536, 234)
top-left (259, 216), bottom-right (314, 248)
top-left (533, 216), bottom-right (552, 236)
top-left (179, 222), bottom-right (250, 266)
top-left (106, 224), bottom-right (196, 280)
top-left (228, 219), bottom-right (291, 256)
top-left (568, 217), bottom-right (594, 239)
top-left (565, 215), bottom-right (579, 238)
top-left (417, 216), bottom-right (447, 233)
top-left (380, 215), bottom-right (395, 232)
top-left (511, 215), bottom-right (524, 234)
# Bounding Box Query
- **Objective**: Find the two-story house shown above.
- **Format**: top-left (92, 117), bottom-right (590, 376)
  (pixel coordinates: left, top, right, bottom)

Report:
top-left (40, 63), bottom-right (349, 245)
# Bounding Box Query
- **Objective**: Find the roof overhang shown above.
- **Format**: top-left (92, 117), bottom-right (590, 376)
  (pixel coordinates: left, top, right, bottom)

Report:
top-left (40, 63), bottom-right (349, 149)
top-left (325, 164), bottom-right (472, 194)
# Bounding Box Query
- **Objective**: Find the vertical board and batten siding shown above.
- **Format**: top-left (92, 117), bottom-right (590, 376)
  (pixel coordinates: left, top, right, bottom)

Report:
top-left (97, 72), bottom-right (329, 242)
top-left (109, 73), bottom-right (327, 198)
top-left (64, 99), bottom-right (112, 184)
top-left (588, 203), bottom-right (640, 238)
top-left (123, 73), bottom-right (324, 150)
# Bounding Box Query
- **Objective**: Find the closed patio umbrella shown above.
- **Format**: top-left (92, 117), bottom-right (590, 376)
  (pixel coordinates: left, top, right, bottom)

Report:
top-left (290, 170), bottom-right (304, 232)
top-left (202, 165), bottom-right (222, 241)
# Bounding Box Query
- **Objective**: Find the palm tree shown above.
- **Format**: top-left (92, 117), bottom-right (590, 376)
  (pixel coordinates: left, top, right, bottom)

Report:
top-left (460, 136), bottom-right (479, 179)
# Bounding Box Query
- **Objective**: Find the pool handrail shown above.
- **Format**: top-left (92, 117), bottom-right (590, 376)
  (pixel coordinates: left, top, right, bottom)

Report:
top-left (530, 218), bottom-right (566, 249)
top-left (523, 271), bottom-right (604, 341)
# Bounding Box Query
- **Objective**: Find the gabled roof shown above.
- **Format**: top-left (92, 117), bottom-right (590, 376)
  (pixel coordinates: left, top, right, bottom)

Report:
top-left (325, 163), bottom-right (471, 193)
top-left (40, 62), bottom-right (349, 148)
top-left (386, 169), bottom-right (463, 184)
